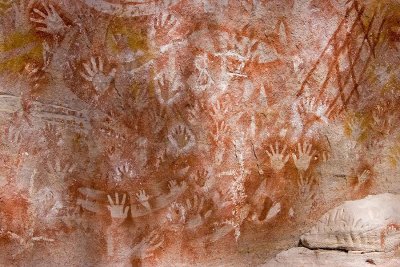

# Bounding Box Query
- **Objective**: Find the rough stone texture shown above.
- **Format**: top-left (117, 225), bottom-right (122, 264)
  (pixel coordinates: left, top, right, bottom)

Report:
top-left (263, 247), bottom-right (400, 267)
top-left (301, 193), bottom-right (400, 252)
top-left (263, 193), bottom-right (400, 266)
top-left (0, 0), bottom-right (399, 266)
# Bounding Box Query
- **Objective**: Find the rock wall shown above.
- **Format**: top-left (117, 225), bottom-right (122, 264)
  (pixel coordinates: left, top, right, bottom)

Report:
top-left (0, 0), bottom-right (399, 266)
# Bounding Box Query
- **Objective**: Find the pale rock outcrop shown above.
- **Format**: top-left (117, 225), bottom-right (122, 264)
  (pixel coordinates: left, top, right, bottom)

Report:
top-left (264, 194), bottom-right (400, 267)
top-left (301, 193), bottom-right (400, 252)
top-left (263, 247), bottom-right (400, 267)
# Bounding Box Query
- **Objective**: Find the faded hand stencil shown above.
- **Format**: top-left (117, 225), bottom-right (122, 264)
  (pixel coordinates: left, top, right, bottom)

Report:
top-left (0, 0), bottom-right (399, 266)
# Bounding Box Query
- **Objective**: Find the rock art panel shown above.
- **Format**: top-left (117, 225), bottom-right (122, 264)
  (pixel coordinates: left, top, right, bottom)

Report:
top-left (0, 0), bottom-right (399, 266)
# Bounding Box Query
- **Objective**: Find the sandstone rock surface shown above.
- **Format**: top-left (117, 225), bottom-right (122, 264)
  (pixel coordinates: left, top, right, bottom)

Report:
top-left (301, 193), bottom-right (400, 252)
top-left (263, 247), bottom-right (400, 267)
top-left (0, 0), bottom-right (399, 265)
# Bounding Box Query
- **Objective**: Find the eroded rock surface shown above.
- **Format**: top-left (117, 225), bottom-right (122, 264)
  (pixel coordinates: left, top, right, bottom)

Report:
top-left (301, 193), bottom-right (400, 252)
top-left (265, 194), bottom-right (400, 267)
top-left (263, 247), bottom-right (400, 267)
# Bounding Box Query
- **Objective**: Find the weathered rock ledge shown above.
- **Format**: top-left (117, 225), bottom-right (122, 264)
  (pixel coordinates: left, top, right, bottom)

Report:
top-left (263, 194), bottom-right (400, 266)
